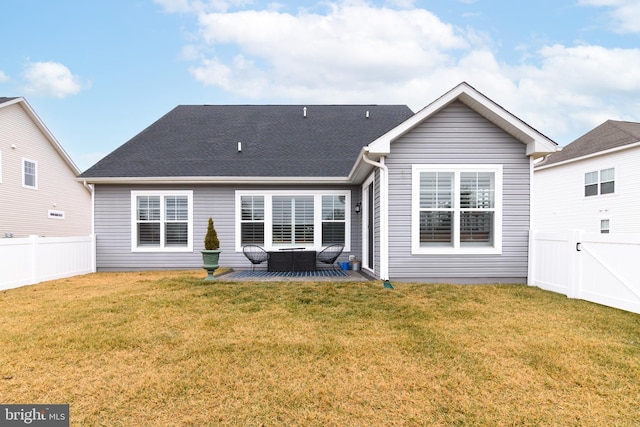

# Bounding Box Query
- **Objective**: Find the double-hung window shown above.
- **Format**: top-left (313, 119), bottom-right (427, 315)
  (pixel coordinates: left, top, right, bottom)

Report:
top-left (240, 195), bottom-right (265, 244)
top-left (585, 168), bottom-right (614, 197)
top-left (131, 191), bottom-right (193, 252)
top-left (322, 195), bottom-right (346, 245)
top-left (23, 158), bottom-right (37, 189)
top-left (236, 191), bottom-right (350, 251)
top-left (412, 165), bottom-right (502, 254)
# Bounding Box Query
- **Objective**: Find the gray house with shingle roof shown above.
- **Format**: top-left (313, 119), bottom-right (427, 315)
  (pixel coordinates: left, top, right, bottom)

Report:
top-left (534, 119), bottom-right (640, 234)
top-left (80, 82), bottom-right (558, 283)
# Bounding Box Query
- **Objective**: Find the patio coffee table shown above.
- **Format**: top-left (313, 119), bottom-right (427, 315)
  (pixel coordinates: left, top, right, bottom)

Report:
top-left (267, 248), bottom-right (316, 272)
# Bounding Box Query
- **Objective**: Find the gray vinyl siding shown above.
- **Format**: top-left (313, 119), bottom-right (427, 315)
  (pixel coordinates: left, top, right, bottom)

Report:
top-left (386, 101), bottom-right (531, 283)
top-left (94, 184), bottom-right (360, 271)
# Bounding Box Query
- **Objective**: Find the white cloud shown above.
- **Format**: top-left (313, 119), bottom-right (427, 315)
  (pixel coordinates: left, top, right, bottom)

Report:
top-left (489, 44), bottom-right (640, 143)
top-left (0, 70), bottom-right (9, 83)
top-left (22, 61), bottom-right (87, 98)
top-left (189, 4), bottom-right (469, 99)
top-left (579, 0), bottom-right (640, 33)
top-left (171, 1), bottom-right (640, 145)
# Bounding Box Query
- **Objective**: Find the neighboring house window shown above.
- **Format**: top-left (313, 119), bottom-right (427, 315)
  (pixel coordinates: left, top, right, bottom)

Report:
top-left (585, 168), bottom-right (614, 197)
top-left (235, 191), bottom-right (350, 251)
top-left (600, 219), bottom-right (610, 234)
top-left (131, 191), bottom-right (193, 252)
top-left (412, 165), bottom-right (502, 254)
top-left (23, 158), bottom-right (37, 189)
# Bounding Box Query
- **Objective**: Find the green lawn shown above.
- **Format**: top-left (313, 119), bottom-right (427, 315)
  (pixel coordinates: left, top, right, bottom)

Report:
top-left (1, 270), bottom-right (639, 426)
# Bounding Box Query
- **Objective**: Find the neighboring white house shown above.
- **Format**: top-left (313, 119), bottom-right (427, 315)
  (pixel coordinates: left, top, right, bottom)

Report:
top-left (0, 97), bottom-right (92, 237)
top-left (534, 120), bottom-right (640, 234)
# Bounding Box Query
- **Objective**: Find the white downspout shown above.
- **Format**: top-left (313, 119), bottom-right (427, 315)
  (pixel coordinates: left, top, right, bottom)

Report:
top-left (84, 181), bottom-right (97, 273)
top-left (362, 149), bottom-right (391, 285)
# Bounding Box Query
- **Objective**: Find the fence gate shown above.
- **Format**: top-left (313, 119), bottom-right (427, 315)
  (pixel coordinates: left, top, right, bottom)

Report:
top-left (529, 230), bottom-right (640, 314)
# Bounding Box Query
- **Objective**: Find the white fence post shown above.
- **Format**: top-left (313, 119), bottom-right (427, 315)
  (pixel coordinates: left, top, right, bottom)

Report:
top-left (29, 234), bottom-right (38, 286)
top-left (527, 229), bottom-right (537, 287)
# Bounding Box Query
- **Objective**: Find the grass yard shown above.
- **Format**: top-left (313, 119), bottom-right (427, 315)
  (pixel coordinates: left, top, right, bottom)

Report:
top-left (1, 271), bottom-right (639, 426)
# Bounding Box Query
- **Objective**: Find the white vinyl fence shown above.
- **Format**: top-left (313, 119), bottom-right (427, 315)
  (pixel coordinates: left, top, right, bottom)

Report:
top-left (0, 235), bottom-right (95, 291)
top-left (528, 230), bottom-right (640, 314)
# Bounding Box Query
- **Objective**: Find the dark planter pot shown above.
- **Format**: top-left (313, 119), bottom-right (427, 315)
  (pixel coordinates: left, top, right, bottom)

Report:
top-left (201, 250), bottom-right (221, 281)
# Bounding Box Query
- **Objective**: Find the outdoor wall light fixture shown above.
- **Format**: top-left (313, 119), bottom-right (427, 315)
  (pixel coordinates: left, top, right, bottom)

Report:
top-left (355, 202), bottom-right (361, 214)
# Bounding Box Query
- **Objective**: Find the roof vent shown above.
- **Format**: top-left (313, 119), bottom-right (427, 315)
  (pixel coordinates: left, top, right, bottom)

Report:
top-left (366, 110), bottom-right (369, 119)
top-left (237, 142), bottom-right (242, 152)
top-left (303, 107), bottom-right (307, 118)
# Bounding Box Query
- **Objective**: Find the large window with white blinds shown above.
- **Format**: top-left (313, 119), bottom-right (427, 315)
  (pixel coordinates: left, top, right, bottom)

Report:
top-left (131, 191), bottom-right (193, 252)
top-left (412, 165), bottom-right (502, 254)
top-left (236, 191), bottom-right (350, 251)
top-left (272, 195), bottom-right (314, 245)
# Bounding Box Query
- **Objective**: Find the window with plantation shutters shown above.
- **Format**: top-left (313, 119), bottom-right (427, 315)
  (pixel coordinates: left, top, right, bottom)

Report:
top-left (272, 196), bottom-right (314, 245)
top-left (137, 195), bottom-right (161, 246)
top-left (164, 196), bottom-right (188, 246)
top-left (235, 191), bottom-right (351, 251)
top-left (460, 172), bottom-right (494, 247)
top-left (419, 172), bottom-right (453, 246)
top-left (240, 195), bottom-right (265, 245)
top-left (322, 195), bottom-right (346, 245)
top-left (412, 165), bottom-right (502, 254)
top-left (131, 191), bottom-right (193, 252)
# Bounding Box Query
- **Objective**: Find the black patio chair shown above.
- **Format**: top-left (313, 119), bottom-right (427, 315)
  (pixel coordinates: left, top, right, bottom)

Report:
top-left (242, 245), bottom-right (270, 271)
top-left (316, 244), bottom-right (344, 270)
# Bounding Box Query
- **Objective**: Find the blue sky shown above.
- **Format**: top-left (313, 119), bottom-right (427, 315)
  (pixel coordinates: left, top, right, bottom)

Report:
top-left (1, 0), bottom-right (639, 172)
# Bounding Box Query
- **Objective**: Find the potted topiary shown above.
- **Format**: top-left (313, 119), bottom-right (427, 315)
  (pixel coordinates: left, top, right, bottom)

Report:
top-left (202, 217), bottom-right (221, 281)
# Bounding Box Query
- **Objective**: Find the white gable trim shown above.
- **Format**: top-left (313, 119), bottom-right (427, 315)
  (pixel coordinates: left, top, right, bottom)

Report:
top-left (367, 82), bottom-right (557, 159)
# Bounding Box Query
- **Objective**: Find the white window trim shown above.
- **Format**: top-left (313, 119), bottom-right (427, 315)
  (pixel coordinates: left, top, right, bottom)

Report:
top-left (22, 158), bottom-right (37, 189)
top-left (584, 167), bottom-right (615, 198)
top-left (411, 164), bottom-right (503, 255)
top-left (235, 190), bottom-right (351, 252)
top-left (130, 190), bottom-right (193, 253)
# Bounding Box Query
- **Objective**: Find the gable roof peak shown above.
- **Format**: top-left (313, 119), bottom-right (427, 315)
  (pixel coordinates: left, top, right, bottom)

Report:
top-left (367, 81), bottom-right (558, 159)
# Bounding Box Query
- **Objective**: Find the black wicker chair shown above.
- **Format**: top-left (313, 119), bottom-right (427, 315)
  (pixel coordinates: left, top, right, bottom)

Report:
top-left (316, 244), bottom-right (344, 270)
top-left (242, 245), bottom-right (270, 271)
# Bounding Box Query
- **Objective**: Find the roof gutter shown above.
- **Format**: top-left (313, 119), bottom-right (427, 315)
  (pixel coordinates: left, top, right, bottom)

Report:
top-left (362, 148), bottom-right (393, 288)
top-left (75, 176), bottom-right (354, 185)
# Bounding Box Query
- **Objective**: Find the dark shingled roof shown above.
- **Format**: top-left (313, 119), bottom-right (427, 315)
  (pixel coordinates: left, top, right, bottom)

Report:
top-left (542, 120), bottom-right (640, 166)
top-left (0, 97), bottom-right (18, 104)
top-left (80, 105), bottom-right (414, 179)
